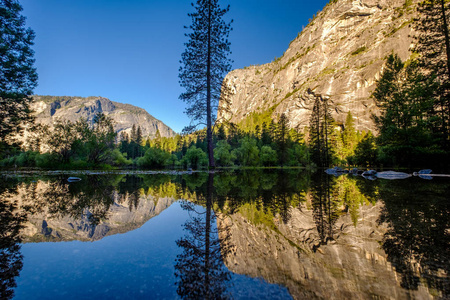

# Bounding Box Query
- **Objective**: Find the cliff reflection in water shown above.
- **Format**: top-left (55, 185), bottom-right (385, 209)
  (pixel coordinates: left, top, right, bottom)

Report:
top-left (171, 170), bottom-right (449, 299)
top-left (0, 170), bottom-right (448, 299)
top-left (0, 180), bottom-right (26, 300)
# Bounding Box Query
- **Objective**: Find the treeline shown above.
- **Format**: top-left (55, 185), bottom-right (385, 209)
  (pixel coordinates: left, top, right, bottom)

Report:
top-left (0, 113), bottom-right (131, 169)
top-left (0, 105), bottom-right (375, 169)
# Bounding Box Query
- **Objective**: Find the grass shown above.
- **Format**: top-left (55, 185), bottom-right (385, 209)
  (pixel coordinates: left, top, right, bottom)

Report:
top-left (351, 46), bottom-right (367, 56)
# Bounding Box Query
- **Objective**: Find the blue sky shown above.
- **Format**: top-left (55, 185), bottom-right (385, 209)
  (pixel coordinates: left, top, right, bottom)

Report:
top-left (20, 0), bottom-right (330, 133)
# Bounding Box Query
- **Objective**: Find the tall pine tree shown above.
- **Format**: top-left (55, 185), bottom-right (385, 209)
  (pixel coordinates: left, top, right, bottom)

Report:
top-left (309, 93), bottom-right (335, 168)
top-left (415, 0), bottom-right (450, 149)
top-left (0, 0), bottom-right (37, 150)
top-left (179, 0), bottom-right (232, 168)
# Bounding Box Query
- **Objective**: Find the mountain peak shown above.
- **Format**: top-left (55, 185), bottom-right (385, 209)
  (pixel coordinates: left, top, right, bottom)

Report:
top-left (32, 95), bottom-right (176, 138)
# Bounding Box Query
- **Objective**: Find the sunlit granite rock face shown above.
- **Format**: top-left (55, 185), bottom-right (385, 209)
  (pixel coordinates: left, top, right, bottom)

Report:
top-left (219, 0), bottom-right (418, 132)
top-left (32, 95), bottom-right (176, 138)
top-left (218, 201), bottom-right (436, 299)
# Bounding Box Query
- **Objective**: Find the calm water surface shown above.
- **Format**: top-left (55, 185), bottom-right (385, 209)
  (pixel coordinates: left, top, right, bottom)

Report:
top-left (0, 170), bottom-right (448, 299)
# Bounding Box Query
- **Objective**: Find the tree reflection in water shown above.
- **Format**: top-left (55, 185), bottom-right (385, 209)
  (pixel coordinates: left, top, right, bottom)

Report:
top-left (0, 171), bottom-right (448, 299)
top-left (310, 174), bottom-right (339, 250)
top-left (175, 173), bottom-right (233, 299)
top-left (0, 180), bottom-right (26, 300)
top-left (375, 178), bottom-right (450, 296)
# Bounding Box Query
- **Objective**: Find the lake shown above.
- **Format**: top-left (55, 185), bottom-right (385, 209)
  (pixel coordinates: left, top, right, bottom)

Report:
top-left (0, 170), bottom-right (448, 299)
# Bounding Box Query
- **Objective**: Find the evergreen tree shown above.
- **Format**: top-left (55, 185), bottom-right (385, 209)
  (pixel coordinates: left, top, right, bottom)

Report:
top-left (0, 0), bottom-right (38, 150)
top-left (260, 122), bottom-right (272, 146)
top-left (136, 126), bottom-right (143, 145)
top-left (373, 54), bottom-right (437, 165)
top-left (275, 113), bottom-right (289, 166)
top-left (179, 0), bottom-right (233, 168)
top-left (309, 94), bottom-right (335, 167)
top-left (130, 124), bottom-right (137, 142)
top-left (342, 112), bottom-right (357, 158)
top-left (415, 0), bottom-right (450, 148)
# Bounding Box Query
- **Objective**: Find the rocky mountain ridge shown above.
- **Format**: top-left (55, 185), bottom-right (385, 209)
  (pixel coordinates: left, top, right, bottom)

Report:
top-left (32, 95), bottom-right (176, 138)
top-left (219, 0), bottom-right (418, 132)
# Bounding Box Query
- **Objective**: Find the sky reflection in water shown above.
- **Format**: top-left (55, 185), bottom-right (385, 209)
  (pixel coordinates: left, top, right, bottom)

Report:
top-left (0, 170), bottom-right (448, 299)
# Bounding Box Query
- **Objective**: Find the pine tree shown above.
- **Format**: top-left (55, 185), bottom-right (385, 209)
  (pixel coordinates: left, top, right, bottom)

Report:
top-left (179, 0), bottom-right (233, 168)
top-left (342, 112), bottom-right (357, 157)
top-left (373, 54), bottom-right (436, 159)
top-left (309, 94), bottom-right (335, 167)
top-left (0, 0), bottom-right (38, 149)
top-left (415, 0), bottom-right (450, 148)
top-left (275, 113), bottom-right (289, 166)
top-left (130, 124), bottom-right (137, 142)
top-left (136, 126), bottom-right (143, 145)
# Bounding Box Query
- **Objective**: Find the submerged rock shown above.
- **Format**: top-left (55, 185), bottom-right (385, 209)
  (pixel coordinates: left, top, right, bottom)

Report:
top-left (376, 171), bottom-right (411, 180)
top-left (325, 167), bottom-right (347, 176)
top-left (362, 170), bottom-right (377, 176)
top-left (418, 169), bottom-right (432, 174)
top-left (362, 175), bottom-right (377, 181)
top-left (67, 177), bottom-right (82, 182)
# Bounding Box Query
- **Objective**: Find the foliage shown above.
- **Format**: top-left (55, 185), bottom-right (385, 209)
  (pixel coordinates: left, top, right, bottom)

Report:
top-left (372, 54), bottom-right (445, 166)
top-left (414, 0), bottom-right (450, 150)
top-left (351, 132), bottom-right (378, 167)
top-left (137, 147), bottom-right (171, 169)
top-left (182, 146), bottom-right (208, 169)
top-left (309, 94), bottom-right (336, 167)
top-left (259, 145), bottom-right (278, 166)
top-left (213, 140), bottom-right (235, 166)
top-left (287, 143), bottom-right (309, 166)
top-left (0, 0), bottom-right (38, 149)
top-left (233, 137), bottom-right (259, 166)
top-left (351, 46), bottom-right (366, 56)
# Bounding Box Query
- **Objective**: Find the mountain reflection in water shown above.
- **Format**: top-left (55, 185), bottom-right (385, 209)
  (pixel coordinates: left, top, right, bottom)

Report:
top-left (0, 170), bottom-right (448, 299)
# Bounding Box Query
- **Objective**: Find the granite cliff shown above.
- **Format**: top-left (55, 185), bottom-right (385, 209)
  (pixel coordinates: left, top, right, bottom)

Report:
top-left (219, 0), bottom-right (418, 132)
top-left (32, 95), bottom-right (176, 138)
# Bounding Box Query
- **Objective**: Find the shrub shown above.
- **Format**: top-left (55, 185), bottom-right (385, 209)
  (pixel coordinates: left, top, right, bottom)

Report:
top-left (137, 147), bottom-right (171, 169)
top-left (182, 146), bottom-right (207, 169)
top-left (260, 145), bottom-right (278, 166)
top-left (214, 140), bottom-right (235, 167)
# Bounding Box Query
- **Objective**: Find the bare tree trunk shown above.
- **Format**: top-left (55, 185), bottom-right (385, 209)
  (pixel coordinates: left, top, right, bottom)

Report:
top-left (204, 172), bottom-right (213, 298)
top-left (206, 0), bottom-right (215, 169)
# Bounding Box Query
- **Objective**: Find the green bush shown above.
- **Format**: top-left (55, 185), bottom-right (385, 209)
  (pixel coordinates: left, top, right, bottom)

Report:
top-left (287, 144), bottom-right (309, 166)
top-left (111, 149), bottom-right (132, 166)
top-left (260, 145), bottom-right (278, 166)
top-left (137, 147), bottom-right (171, 169)
top-left (233, 137), bottom-right (259, 166)
top-left (182, 146), bottom-right (207, 169)
top-left (214, 140), bottom-right (235, 167)
top-left (35, 153), bottom-right (59, 168)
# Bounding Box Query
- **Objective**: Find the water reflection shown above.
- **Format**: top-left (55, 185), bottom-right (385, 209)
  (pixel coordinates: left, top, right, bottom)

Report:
top-left (377, 179), bottom-right (450, 296)
top-left (175, 173), bottom-right (232, 299)
top-left (0, 170), bottom-right (448, 299)
top-left (0, 180), bottom-right (26, 300)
